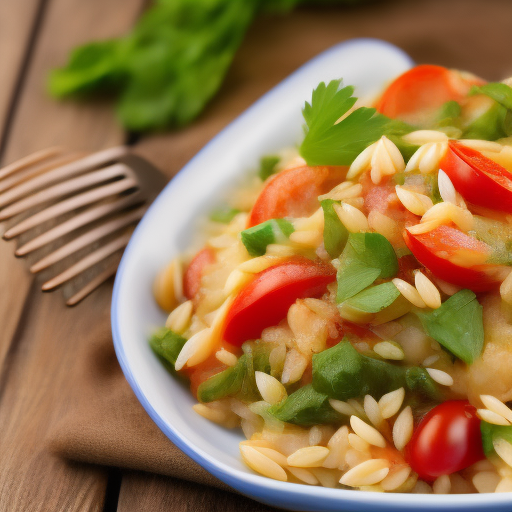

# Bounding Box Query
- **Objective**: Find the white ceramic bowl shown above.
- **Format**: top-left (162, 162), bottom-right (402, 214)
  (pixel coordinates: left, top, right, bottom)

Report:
top-left (112, 38), bottom-right (511, 511)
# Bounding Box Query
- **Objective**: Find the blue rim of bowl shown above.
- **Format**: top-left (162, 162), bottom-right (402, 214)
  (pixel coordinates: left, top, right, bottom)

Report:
top-left (112, 38), bottom-right (510, 509)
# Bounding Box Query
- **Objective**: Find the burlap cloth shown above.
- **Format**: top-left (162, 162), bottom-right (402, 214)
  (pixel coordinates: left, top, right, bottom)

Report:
top-left (46, 0), bottom-right (512, 508)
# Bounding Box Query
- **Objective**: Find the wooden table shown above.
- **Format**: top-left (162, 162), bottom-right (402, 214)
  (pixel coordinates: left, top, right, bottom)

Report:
top-left (1, 1), bottom-right (512, 510)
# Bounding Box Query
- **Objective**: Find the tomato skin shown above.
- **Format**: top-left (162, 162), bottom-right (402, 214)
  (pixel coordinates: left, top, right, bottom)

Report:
top-left (403, 225), bottom-right (502, 292)
top-left (223, 257), bottom-right (336, 346)
top-left (407, 401), bottom-right (484, 481)
top-left (375, 65), bottom-right (483, 125)
top-left (183, 247), bottom-right (216, 300)
top-left (247, 165), bottom-right (347, 227)
top-left (440, 141), bottom-right (512, 214)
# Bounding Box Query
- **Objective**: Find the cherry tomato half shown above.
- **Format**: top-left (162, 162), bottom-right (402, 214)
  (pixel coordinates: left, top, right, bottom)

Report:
top-left (407, 400), bottom-right (484, 481)
top-left (440, 141), bottom-right (512, 214)
top-left (222, 257), bottom-right (336, 346)
top-left (403, 225), bottom-right (504, 292)
top-left (247, 165), bottom-right (347, 227)
top-left (183, 247), bottom-right (216, 300)
top-left (375, 65), bottom-right (483, 125)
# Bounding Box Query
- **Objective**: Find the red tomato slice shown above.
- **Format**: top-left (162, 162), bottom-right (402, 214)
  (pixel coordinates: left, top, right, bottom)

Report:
top-left (247, 165), bottom-right (347, 227)
top-left (440, 141), bottom-right (512, 214)
top-left (403, 225), bottom-right (503, 292)
top-left (183, 247), bottom-right (216, 300)
top-left (223, 257), bottom-right (336, 346)
top-left (407, 401), bottom-right (484, 481)
top-left (375, 65), bottom-right (483, 125)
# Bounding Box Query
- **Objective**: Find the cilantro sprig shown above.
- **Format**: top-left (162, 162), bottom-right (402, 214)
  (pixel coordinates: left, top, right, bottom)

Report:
top-left (299, 79), bottom-right (414, 166)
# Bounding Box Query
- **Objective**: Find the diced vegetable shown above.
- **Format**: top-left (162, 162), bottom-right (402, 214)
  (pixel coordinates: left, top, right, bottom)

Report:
top-left (300, 79), bottom-right (412, 166)
top-left (259, 155), bottom-right (280, 181)
top-left (436, 100), bottom-right (462, 128)
top-left (440, 141), bottom-right (512, 214)
top-left (405, 367), bottom-right (441, 401)
top-left (336, 232), bottom-right (399, 303)
top-left (481, 421), bottom-right (512, 456)
top-left (183, 247), bottom-right (216, 300)
top-left (407, 401), bottom-right (484, 481)
top-left (209, 205), bottom-right (240, 223)
top-left (403, 225), bottom-right (503, 293)
top-left (197, 355), bottom-right (247, 402)
top-left (321, 199), bottom-right (348, 258)
top-left (149, 328), bottom-right (187, 372)
top-left (269, 384), bottom-right (343, 426)
top-left (247, 165), bottom-right (347, 227)
top-left (240, 218), bottom-right (294, 257)
top-left (223, 257), bottom-right (336, 346)
top-left (418, 289), bottom-right (484, 364)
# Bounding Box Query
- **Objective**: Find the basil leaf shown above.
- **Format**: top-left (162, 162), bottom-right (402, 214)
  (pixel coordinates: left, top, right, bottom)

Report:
top-left (321, 199), bottom-right (348, 258)
top-left (336, 233), bottom-right (399, 302)
top-left (300, 79), bottom-right (413, 166)
top-left (259, 155), bottom-right (280, 181)
top-left (481, 421), bottom-right (512, 456)
top-left (418, 289), bottom-right (484, 364)
top-left (269, 384), bottom-right (343, 426)
top-left (149, 328), bottom-right (187, 372)
top-left (344, 282), bottom-right (400, 313)
top-left (240, 218), bottom-right (294, 256)
top-left (472, 83), bottom-right (512, 110)
top-left (209, 205), bottom-right (240, 224)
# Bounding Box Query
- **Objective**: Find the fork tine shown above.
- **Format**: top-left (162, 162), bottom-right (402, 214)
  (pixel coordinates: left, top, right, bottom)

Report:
top-left (65, 256), bottom-right (121, 306)
top-left (6, 178), bottom-right (139, 241)
top-left (0, 146), bottom-right (128, 207)
top-left (30, 206), bottom-right (146, 273)
top-left (41, 232), bottom-right (133, 291)
top-left (0, 153), bottom-right (85, 194)
top-left (0, 147), bottom-right (64, 181)
top-left (0, 163), bottom-right (133, 219)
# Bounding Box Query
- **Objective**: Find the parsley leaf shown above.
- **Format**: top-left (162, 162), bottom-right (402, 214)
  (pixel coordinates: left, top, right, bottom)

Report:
top-left (418, 289), bottom-right (484, 364)
top-left (320, 199), bottom-right (348, 259)
top-left (300, 79), bottom-right (413, 166)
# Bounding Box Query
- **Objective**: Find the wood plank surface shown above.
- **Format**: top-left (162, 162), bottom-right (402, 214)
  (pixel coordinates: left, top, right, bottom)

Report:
top-left (0, 0), bottom-right (145, 510)
top-left (117, 472), bottom-right (277, 512)
top-left (0, 0), bottom-right (42, 146)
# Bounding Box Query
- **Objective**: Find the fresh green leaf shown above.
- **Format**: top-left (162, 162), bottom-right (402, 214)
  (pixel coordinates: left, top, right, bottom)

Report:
top-left (240, 218), bottom-right (294, 256)
top-left (269, 384), bottom-right (343, 426)
top-left (463, 102), bottom-right (508, 141)
top-left (472, 83), bottom-right (512, 110)
top-left (344, 282), bottom-right (400, 313)
top-left (320, 199), bottom-right (348, 258)
top-left (481, 421), bottom-right (512, 456)
top-left (209, 205), bottom-right (240, 224)
top-left (336, 233), bottom-right (399, 302)
top-left (312, 340), bottom-right (405, 400)
top-left (300, 80), bottom-right (413, 166)
top-left (436, 100), bottom-right (462, 128)
top-left (259, 155), bottom-right (280, 181)
top-left (418, 289), bottom-right (484, 364)
top-left (197, 355), bottom-right (247, 402)
top-left (149, 328), bottom-right (187, 372)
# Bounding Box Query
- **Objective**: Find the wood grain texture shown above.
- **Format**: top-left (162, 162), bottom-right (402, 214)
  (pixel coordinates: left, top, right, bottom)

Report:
top-left (0, 0), bottom-right (41, 145)
top-left (117, 472), bottom-right (278, 512)
top-left (0, 0), bottom-right (144, 510)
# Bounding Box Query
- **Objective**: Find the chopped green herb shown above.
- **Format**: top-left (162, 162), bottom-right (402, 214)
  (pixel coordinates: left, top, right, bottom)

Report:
top-left (321, 199), bottom-right (348, 258)
top-left (269, 384), bottom-right (343, 426)
top-left (209, 205), bottom-right (240, 223)
top-left (300, 79), bottom-right (413, 166)
top-left (481, 421), bottom-right (512, 456)
top-left (418, 289), bottom-right (484, 364)
top-left (149, 328), bottom-right (187, 373)
top-left (259, 155), bottom-right (280, 181)
top-left (344, 282), bottom-right (401, 314)
top-left (336, 233), bottom-right (399, 303)
top-left (240, 218), bottom-right (294, 256)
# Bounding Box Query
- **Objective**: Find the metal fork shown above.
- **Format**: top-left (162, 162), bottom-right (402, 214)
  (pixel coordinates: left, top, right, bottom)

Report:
top-left (0, 146), bottom-right (167, 305)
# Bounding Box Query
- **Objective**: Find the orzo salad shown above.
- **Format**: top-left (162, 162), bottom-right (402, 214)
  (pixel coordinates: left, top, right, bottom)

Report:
top-left (151, 65), bottom-right (512, 494)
